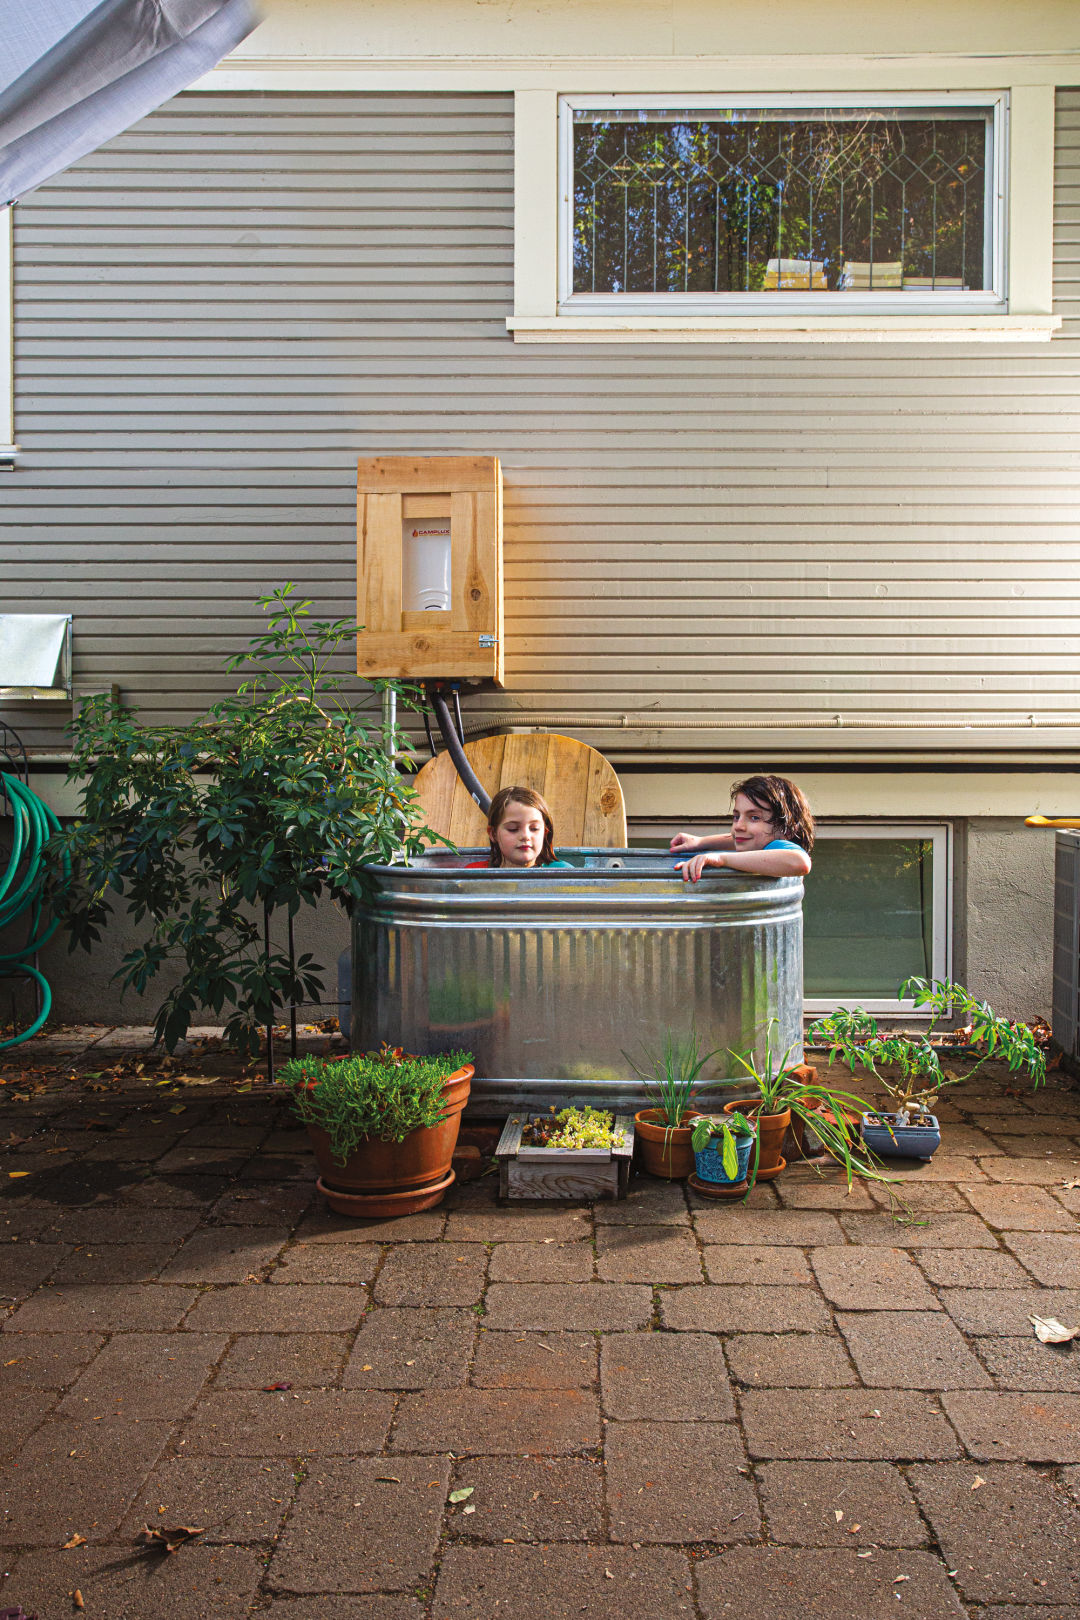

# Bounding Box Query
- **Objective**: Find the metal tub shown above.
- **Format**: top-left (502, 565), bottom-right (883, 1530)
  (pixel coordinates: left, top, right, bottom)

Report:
top-left (352, 849), bottom-right (803, 1112)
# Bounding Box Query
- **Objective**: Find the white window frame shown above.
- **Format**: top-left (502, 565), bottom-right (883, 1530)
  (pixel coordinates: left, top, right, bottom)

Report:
top-left (559, 92), bottom-right (1006, 317)
top-left (509, 81), bottom-right (1059, 343)
top-left (803, 821), bottom-right (952, 1016)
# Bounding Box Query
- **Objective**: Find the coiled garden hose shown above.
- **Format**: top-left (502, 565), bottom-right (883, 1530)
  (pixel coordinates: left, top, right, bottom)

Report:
top-left (0, 773), bottom-right (67, 1050)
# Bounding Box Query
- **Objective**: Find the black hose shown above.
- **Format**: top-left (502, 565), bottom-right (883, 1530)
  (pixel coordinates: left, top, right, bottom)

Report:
top-left (430, 690), bottom-right (491, 815)
top-left (452, 686), bottom-right (465, 745)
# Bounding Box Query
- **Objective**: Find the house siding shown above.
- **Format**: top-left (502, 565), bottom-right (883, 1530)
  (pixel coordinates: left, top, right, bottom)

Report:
top-left (2, 87), bottom-right (1080, 755)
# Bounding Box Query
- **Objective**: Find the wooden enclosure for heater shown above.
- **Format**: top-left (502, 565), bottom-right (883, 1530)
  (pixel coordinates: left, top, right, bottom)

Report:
top-left (356, 455), bottom-right (503, 683)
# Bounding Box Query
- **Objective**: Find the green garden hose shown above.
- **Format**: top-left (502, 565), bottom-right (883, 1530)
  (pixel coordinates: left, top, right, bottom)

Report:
top-left (0, 773), bottom-right (67, 1050)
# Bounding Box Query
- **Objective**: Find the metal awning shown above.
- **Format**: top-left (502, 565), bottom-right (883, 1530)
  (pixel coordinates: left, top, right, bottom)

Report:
top-left (0, 0), bottom-right (259, 205)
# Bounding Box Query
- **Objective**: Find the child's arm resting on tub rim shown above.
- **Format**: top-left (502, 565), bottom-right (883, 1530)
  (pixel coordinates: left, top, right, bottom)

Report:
top-left (676, 841), bottom-right (811, 882)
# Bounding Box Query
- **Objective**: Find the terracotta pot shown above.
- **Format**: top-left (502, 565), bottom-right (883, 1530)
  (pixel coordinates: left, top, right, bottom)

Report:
top-left (722, 1098), bottom-right (791, 1180)
top-left (305, 1064), bottom-right (473, 1195)
top-left (633, 1108), bottom-right (703, 1179)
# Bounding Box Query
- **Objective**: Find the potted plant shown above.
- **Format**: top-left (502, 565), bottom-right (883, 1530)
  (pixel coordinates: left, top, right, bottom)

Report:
top-left (624, 1028), bottom-right (718, 1179)
top-left (721, 1020), bottom-right (881, 1184)
top-left (281, 1044), bottom-right (473, 1216)
top-left (495, 1105), bottom-right (634, 1200)
top-left (808, 975), bottom-right (1047, 1159)
top-left (689, 1111), bottom-right (757, 1195)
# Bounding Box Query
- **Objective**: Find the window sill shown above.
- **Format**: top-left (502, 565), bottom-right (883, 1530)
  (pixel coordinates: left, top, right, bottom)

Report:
top-left (506, 314), bottom-right (1061, 344)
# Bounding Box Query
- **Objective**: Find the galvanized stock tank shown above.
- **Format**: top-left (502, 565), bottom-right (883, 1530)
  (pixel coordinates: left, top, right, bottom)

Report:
top-left (352, 850), bottom-right (804, 1111)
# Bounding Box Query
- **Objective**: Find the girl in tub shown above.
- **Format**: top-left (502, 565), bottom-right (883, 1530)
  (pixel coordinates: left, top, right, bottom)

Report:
top-left (670, 774), bottom-right (813, 881)
top-left (466, 786), bottom-right (573, 869)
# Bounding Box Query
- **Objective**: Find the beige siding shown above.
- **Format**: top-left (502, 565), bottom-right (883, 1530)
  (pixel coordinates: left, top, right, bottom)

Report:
top-left (3, 89), bottom-right (1080, 756)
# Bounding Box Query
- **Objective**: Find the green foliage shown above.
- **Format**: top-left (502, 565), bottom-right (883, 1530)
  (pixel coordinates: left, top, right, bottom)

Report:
top-left (624, 1026), bottom-right (721, 1127)
top-left (282, 1047), bottom-right (471, 1163)
top-left (521, 1106), bottom-right (626, 1150)
top-left (807, 976), bottom-right (1046, 1118)
top-left (46, 585), bottom-right (443, 1057)
top-left (724, 1018), bottom-right (894, 1189)
top-left (690, 1111), bottom-right (755, 1180)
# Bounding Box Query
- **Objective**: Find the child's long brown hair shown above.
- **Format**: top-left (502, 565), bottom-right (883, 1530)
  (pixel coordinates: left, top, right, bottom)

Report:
top-left (486, 786), bottom-right (557, 867)
top-left (731, 775), bottom-right (815, 853)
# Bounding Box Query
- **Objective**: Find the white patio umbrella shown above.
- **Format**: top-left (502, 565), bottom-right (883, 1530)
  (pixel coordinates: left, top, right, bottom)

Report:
top-left (0, 0), bottom-right (260, 205)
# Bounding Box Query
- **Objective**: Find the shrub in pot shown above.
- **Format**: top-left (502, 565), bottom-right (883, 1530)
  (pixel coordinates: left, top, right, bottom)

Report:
top-left (808, 975), bottom-right (1047, 1161)
top-left (281, 1044), bottom-right (473, 1216)
top-left (624, 1028), bottom-right (718, 1179)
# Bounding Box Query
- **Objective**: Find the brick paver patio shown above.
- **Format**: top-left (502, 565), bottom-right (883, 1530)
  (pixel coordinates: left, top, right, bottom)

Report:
top-left (2, 1029), bottom-right (1080, 1616)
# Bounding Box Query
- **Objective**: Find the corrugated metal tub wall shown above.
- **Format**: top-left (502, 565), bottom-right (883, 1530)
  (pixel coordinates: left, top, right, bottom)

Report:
top-left (352, 851), bottom-right (803, 1112)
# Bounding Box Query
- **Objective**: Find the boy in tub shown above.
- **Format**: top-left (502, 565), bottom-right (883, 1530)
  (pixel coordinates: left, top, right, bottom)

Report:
top-left (670, 774), bottom-right (814, 881)
top-left (465, 786), bottom-right (573, 869)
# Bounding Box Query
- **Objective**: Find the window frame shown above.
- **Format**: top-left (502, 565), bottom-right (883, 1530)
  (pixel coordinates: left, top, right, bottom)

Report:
top-left (558, 92), bottom-right (1007, 316)
top-left (802, 821), bottom-right (952, 1016)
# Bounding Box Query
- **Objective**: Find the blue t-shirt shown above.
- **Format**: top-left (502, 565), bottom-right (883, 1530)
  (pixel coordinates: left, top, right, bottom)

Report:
top-left (765, 838), bottom-right (805, 852)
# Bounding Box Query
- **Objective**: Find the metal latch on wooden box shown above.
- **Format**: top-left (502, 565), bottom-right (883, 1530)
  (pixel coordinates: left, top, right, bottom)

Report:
top-left (478, 634), bottom-right (496, 648)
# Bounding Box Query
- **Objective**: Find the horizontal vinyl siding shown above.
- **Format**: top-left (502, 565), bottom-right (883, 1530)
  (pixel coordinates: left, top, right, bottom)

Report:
top-left (3, 89), bottom-right (1080, 753)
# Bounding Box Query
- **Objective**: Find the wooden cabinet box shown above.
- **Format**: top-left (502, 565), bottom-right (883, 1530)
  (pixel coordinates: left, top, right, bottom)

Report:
top-left (356, 455), bottom-right (503, 684)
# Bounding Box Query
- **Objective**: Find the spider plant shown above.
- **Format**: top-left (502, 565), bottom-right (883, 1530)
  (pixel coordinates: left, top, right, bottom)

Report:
top-left (624, 1026), bottom-right (721, 1127)
top-left (723, 1020), bottom-right (891, 1189)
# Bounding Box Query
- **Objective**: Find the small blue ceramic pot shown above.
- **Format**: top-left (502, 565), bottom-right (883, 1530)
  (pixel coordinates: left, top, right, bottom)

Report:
top-left (861, 1111), bottom-right (941, 1160)
top-left (694, 1131), bottom-right (755, 1185)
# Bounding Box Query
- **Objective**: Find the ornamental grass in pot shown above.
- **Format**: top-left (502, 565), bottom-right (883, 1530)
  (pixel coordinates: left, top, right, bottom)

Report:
top-left (281, 1044), bottom-right (473, 1217)
top-left (624, 1028), bottom-right (718, 1179)
top-left (720, 1020), bottom-right (888, 1191)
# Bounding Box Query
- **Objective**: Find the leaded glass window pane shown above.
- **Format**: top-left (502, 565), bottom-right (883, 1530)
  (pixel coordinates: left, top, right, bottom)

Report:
top-left (572, 108), bottom-right (990, 296)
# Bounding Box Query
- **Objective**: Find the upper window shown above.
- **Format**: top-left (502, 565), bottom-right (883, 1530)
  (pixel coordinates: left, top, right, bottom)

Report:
top-left (559, 94), bottom-right (1005, 314)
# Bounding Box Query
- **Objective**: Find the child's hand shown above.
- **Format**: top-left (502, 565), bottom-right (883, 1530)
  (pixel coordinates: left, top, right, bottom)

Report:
top-left (669, 831), bottom-right (701, 853)
top-left (676, 852), bottom-right (725, 883)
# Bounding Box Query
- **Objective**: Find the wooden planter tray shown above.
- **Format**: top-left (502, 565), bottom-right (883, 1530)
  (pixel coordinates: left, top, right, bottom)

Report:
top-left (495, 1115), bottom-right (635, 1201)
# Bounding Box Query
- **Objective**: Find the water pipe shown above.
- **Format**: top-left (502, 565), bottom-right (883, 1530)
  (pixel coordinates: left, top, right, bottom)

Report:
top-left (1025, 816), bottom-right (1080, 828)
top-left (429, 688), bottom-right (491, 815)
top-left (0, 773), bottom-right (67, 1049)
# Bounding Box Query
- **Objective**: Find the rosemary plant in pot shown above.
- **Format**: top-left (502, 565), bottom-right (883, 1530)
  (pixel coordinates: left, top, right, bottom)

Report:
top-left (808, 976), bottom-right (1047, 1160)
top-left (625, 1028), bottom-right (718, 1179)
top-left (282, 1044), bottom-right (474, 1217)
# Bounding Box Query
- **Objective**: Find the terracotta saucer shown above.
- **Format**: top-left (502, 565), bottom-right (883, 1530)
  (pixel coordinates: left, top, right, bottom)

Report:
top-left (316, 1167), bottom-right (455, 1219)
top-left (750, 1155), bottom-right (787, 1182)
top-left (688, 1172), bottom-right (749, 1201)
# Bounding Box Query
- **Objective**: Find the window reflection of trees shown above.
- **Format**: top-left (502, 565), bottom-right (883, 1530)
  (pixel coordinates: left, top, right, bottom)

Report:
top-left (572, 115), bottom-right (987, 295)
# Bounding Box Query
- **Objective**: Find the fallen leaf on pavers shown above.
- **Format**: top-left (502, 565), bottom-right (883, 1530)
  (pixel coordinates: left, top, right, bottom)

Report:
top-left (62, 1533), bottom-right (87, 1548)
top-left (72, 1592), bottom-right (84, 1611)
top-left (168, 1105), bottom-right (186, 1115)
top-left (448, 1487), bottom-right (474, 1503)
top-left (374, 1477), bottom-right (400, 1484)
top-left (139, 1524), bottom-right (205, 1555)
top-left (1030, 1314), bottom-right (1080, 1344)
top-left (847, 1524), bottom-right (862, 1534)
top-left (1062, 1178), bottom-right (1080, 1190)
top-left (1, 1133), bottom-right (27, 1149)
top-left (262, 1382), bottom-right (292, 1392)
top-left (834, 1510), bottom-right (844, 1522)
top-left (893, 1575), bottom-right (910, 1583)
top-left (462, 1505), bottom-right (475, 1515)
top-left (7, 1172), bottom-right (29, 1179)
top-left (971, 1476), bottom-right (986, 1490)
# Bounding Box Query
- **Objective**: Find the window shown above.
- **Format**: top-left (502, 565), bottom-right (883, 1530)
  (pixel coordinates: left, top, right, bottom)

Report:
top-left (803, 825), bottom-right (950, 1013)
top-left (508, 83), bottom-right (1058, 342)
top-left (566, 100), bottom-right (999, 309)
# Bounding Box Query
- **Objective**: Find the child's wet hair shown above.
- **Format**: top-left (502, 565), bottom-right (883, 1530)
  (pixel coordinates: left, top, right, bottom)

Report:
top-left (486, 786), bottom-right (557, 867)
top-left (731, 775), bottom-right (815, 853)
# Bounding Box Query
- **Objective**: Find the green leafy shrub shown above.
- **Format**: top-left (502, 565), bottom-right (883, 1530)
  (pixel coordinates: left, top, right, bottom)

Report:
top-left (624, 1026), bottom-right (720, 1127)
top-left (47, 586), bottom-right (443, 1057)
top-left (282, 1047), bottom-right (472, 1162)
top-left (808, 975), bottom-right (1046, 1121)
